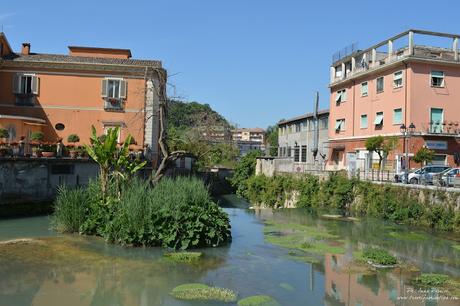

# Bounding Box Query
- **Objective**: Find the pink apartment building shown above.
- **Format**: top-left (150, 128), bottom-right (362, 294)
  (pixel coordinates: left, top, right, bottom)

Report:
top-left (328, 29), bottom-right (460, 172)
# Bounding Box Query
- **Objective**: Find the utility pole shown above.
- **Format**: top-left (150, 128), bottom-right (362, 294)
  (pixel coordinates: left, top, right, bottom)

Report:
top-left (312, 92), bottom-right (319, 160)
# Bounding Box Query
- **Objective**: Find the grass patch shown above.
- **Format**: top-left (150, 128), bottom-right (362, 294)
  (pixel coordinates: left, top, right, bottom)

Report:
top-left (170, 283), bottom-right (237, 302)
top-left (388, 231), bottom-right (426, 241)
top-left (412, 274), bottom-right (450, 287)
top-left (164, 252), bottom-right (202, 263)
top-left (237, 295), bottom-right (280, 306)
top-left (452, 244), bottom-right (460, 252)
top-left (361, 247), bottom-right (397, 266)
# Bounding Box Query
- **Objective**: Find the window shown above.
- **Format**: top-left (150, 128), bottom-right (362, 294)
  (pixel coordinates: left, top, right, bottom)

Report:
top-left (361, 82), bottom-right (368, 96)
top-left (102, 78), bottom-right (127, 99)
top-left (55, 123), bottom-right (65, 131)
top-left (393, 71), bottom-right (403, 88)
top-left (393, 108), bottom-right (402, 125)
top-left (295, 123), bottom-right (301, 133)
top-left (431, 71), bottom-right (444, 87)
top-left (374, 112), bottom-right (384, 126)
top-left (104, 125), bottom-right (122, 143)
top-left (321, 117), bottom-right (328, 129)
top-left (430, 108), bottom-right (443, 133)
top-left (13, 74), bottom-right (39, 95)
top-left (287, 146), bottom-right (291, 157)
top-left (335, 119), bottom-right (345, 131)
top-left (301, 145), bottom-right (307, 162)
top-left (376, 77), bottom-right (384, 93)
top-left (294, 146), bottom-right (300, 162)
top-left (301, 121), bottom-right (307, 131)
top-left (360, 114), bottom-right (368, 129)
top-left (335, 89), bottom-right (347, 104)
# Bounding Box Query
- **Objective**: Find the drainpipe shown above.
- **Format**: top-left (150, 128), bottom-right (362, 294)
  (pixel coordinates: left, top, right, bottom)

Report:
top-left (403, 60), bottom-right (409, 170)
top-left (352, 80), bottom-right (356, 137)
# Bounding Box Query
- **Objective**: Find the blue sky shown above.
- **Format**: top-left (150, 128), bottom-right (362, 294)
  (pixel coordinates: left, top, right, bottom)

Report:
top-left (2, 0), bottom-right (460, 128)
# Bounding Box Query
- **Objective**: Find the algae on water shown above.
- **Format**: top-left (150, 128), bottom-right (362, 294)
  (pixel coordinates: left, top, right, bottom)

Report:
top-left (237, 295), bottom-right (281, 306)
top-left (170, 283), bottom-right (237, 302)
top-left (164, 251), bottom-right (202, 263)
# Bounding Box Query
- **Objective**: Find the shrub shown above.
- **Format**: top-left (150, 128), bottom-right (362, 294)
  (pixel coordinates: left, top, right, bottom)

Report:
top-left (53, 177), bottom-right (231, 250)
top-left (30, 131), bottom-right (44, 142)
top-left (412, 274), bottom-right (450, 287)
top-left (229, 150), bottom-right (263, 198)
top-left (0, 128), bottom-right (9, 139)
top-left (170, 283), bottom-right (237, 302)
top-left (67, 134), bottom-right (80, 143)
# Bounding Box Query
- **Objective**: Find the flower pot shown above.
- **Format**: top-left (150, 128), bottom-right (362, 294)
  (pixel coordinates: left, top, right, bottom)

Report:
top-left (33, 151), bottom-right (42, 158)
top-left (70, 150), bottom-right (78, 159)
top-left (41, 151), bottom-right (55, 158)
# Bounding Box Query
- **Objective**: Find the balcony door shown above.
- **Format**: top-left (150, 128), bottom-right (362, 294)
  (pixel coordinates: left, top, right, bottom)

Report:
top-left (430, 108), bottom-right (443, 133)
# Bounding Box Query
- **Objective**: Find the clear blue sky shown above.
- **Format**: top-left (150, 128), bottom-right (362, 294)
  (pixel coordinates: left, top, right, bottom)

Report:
top-left (2, 1), bottom-right (460, 128)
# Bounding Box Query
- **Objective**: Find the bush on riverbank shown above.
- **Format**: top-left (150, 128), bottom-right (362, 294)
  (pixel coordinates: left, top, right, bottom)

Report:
top-left (52, 177), bottom-right (232, 249)
top-left (244, 173), bottom-right (460, 232)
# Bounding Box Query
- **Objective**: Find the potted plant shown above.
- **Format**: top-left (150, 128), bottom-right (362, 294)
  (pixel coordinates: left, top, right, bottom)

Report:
top-left (0, 128), bottom-right (9, 144)
top-left (67, 134), bottom-right (80, 158)
top-left (41, 143), bottom-right (57, 158)
top-left (30, 131), bottom-right (44, 157)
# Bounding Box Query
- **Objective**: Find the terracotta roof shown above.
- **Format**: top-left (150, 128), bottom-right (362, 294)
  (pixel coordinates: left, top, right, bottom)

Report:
top-left (278, 109), bottom-right (329, 125)
top-left (2, 52), bottom-right (162, 68)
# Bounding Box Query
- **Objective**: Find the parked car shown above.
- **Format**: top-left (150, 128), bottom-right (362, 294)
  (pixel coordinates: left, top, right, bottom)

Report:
top-left (395, 169), bottom-right (416, 183)
top-left (455, 174), bottom-right (460, 188)
top-left (417, 165), bottom-right (451, 185)
top-left (433, 168), bottom-right (460, 187)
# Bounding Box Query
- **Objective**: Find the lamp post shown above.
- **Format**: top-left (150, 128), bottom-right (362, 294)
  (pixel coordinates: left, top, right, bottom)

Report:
top-left (400, 123), bottom-right (416, 183)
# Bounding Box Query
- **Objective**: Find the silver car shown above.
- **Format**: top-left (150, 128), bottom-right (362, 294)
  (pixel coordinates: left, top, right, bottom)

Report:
top-left (417, 165), bottom-right (451, 185)
top-left (434, 168), bottom-right (460, 187)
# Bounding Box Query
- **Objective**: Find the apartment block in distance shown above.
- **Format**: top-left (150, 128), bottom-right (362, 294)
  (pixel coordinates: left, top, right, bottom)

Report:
top-left (232, 128), bottom-right (265, 155)
top-left (278, 110), bottom-right (329, 169)
top-left (328, 29), bottom-right (460, 172)
top-left (0, 32), bottom-right (166, 163)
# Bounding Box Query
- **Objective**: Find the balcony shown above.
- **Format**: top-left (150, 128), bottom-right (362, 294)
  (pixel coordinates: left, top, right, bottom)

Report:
top-left (330, 29), bottom-right (460, 85)
top-left (104, 98), bottom-right (124, 111)
top-left (419, 121), bottom-right (460, 136)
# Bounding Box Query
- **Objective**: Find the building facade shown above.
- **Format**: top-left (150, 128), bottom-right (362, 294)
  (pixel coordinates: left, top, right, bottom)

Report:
top-left (277, 110), bottom-right (329, 170)
top-left (328, 30), bottom-right (460, 172)
top-left (232, 128), bottom-right (265, 155)
top-left (0, 33), bottom-right (166, 163)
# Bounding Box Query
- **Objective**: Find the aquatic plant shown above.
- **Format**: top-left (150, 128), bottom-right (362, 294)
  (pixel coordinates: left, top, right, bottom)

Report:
top-left (170, 283), bottom-right (237, 302)
top-left (412, 273), bottom-right (450, 286)
top-left (53, 177), bottom-right (231, 249)
top-left (164, 251), bottom-right (202, 263)
top-left (361, 247), bottom-right (397, 266)
top-left (279, 282), bottom-right (295, 291)
top-left (237, 295), bottom-right (280, 306)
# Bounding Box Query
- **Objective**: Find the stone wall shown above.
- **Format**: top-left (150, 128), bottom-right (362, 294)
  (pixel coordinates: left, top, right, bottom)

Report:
top-left (0, 158), bottom-right (99, 205)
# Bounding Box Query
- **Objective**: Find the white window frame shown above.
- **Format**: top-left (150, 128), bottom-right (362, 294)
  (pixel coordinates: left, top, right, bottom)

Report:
top-left (376, 76), bottom-right (384, 93)
top-left (360, 114), bottom-right (368, 129)
top-left (335, 89), bottom-right (347, 103)
top-left (103, 125), bottom-right (122, 143)
top-left (374, 112), bottom-right (384, 126)
top-left (431, 71), bottom-right (444, 88)
top-left (393, 71), bottom-right (403, 88)
top-left (335, 119), bottom-right (345, 131)
top-left (393, 108), bottom-right (403, 125)
top-left (361, 82), bottom-right (368, 97)
top-left (14, 73), bottom-right (39, 95)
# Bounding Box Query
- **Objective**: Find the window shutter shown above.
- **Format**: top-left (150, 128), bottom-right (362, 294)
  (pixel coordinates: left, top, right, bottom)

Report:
top-left (12, 74), bottom-right (20, 94)
top-left (120, 80), bottom-right (127, 99)
top-left (32, 76), bottom-right (39, 95)
top-left (101, 79), bottom-right (108, 97)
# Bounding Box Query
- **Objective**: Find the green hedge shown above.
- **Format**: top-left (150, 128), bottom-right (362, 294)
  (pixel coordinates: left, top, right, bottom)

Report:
top-left (52, 177), bottom-right (232, 249)
top-left (244, 173), bottom-right (460, 232)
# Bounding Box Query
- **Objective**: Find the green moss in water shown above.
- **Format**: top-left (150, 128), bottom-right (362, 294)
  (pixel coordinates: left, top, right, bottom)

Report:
top-left (361, 248), bottom-right (397, 266)
top-left (413, 274), bottom-right (450, 287)
top-left (264, 221), bottom-right (345, 255)
top-left (279, 282), bottom-right (295, 291)
top-left (164, 251), bottom-right (202, 263)
top-left (170, 283), bottom-right (237, 302)
top-left (389, 231), bottom-right (426, 241)
top-left (237, 295), bottom-right (281, 306)
top-left (452, 244), bottom-right (460, 252)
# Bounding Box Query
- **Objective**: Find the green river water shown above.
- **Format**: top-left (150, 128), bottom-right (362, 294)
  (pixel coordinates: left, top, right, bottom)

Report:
top-left (0, 194), bottom-right (459, 306)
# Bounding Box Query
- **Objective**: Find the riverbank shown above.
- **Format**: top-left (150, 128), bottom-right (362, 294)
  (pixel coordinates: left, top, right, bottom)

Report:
top-left (243, 173), bottom-right (460, 232)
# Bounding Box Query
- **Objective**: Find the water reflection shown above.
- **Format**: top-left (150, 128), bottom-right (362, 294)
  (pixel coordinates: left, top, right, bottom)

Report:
top-left (0, 198), bottom-right (459, 306)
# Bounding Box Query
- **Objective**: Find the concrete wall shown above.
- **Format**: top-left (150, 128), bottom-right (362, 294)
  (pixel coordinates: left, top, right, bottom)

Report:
top-left (0, 158), bottom-right (99, 205)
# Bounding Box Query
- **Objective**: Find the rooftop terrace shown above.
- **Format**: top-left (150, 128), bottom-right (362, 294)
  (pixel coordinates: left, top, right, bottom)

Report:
top-left (330, 29), bottom-right (460, 86)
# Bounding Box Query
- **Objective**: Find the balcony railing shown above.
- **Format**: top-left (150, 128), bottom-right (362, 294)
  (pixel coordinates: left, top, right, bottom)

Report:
top-left (104, 99), bottom-right (124, 111)
top-left (419, 122), bottom-right (460, 135)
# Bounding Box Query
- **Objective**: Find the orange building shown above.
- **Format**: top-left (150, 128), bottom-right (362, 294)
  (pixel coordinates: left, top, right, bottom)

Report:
top-left (0, 32), bottom-right (166, 162)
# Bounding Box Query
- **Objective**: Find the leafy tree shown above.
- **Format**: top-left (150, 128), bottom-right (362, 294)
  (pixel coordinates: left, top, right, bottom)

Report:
top-left (413, 147), bottom-right (435, 166)
top-left (0, 128), bottom-right (9, 139)
top-left (365, 136), bottom-right (398, 169)
top-left (266, 125), bottom-right (278, 156)
top-left (229, 150), bottom-right (263, 197)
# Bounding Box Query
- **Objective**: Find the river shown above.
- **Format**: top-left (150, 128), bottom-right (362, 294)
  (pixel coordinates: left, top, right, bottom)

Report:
top-left (0, 194), bottom-right (459, 306)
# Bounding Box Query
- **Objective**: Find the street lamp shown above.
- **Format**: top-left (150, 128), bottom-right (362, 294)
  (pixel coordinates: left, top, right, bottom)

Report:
top-left (400, 123), bottom-right (416, 183)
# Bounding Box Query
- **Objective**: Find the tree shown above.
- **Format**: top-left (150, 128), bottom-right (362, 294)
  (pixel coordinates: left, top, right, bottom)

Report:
top-left (365, 136), bottom-right (398, 169)
top-left (413, 147), bottom-right (435, 166)
top-left (229, 150), bottom-right (263, 198)
top-left (266, 125), bottom-right (278, 156)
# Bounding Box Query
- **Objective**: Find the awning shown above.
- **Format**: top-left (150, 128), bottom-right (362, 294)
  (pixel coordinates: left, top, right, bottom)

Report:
top-left (335, 91), bottom-right (342, 103)
top-left (334, 120), bottom-right (342, 130)
top-left (374, 113), bottom-right (384, 125)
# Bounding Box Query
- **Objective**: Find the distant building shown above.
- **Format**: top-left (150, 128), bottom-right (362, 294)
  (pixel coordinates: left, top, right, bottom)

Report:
top-left (278, 110), bottom-right (329, 168)
top-left (328, 29), bottom-right (460, 172)
top-left (232, 128), bottom-right (265, 155)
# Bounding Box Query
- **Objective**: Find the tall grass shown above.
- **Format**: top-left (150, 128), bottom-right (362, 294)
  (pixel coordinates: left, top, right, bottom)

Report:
top-left (53, 177), bottom-right (231, 249)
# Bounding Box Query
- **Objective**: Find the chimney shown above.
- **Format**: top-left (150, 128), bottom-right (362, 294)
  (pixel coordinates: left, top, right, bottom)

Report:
top-left (21, 43), bottom-right (30, 55)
